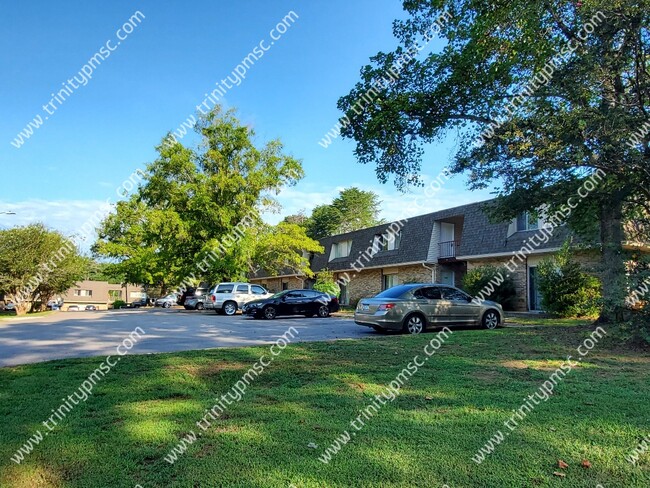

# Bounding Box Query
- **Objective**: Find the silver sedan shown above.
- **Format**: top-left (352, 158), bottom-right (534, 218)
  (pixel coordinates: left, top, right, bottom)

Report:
top-left (354, 283), bottom-right (503, 334)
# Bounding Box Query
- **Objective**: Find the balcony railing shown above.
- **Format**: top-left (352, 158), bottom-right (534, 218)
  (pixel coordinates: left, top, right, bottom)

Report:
top-left (439, 240), bottom-right (461, 258)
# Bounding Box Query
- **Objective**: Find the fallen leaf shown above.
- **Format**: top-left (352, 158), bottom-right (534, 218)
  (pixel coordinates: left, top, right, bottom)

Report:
top-left (558, 460), bottom-right (569, 469)
top-left (550, 427), bottom-right (557, 432)
top-left (425, 396), bottom-right (433, 401)
top-left (553, 472), bottom-right (566, 478)
top-left (581, 459), bottom-right (592, 468)
top-left (307, 442), bottom-right (318, 449)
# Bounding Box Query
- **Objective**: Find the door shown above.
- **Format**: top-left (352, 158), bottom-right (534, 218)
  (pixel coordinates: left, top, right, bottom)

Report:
top-left (529, 267), bottom-right (542, 311)
top-left (440, 222), bottom-right (456, 257)
top-left (281, 291), bottom-right (308, 315)
top-left (440, 286), bottom-right (478, 323)
top-left (234, 284), bottom-right (250, 306)
top-left (440, 270), bottom-right (455, 286)
top-left (413, 286), bottom-right (446, 324)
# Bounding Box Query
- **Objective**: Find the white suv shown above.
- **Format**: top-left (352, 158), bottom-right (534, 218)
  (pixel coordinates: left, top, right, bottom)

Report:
top-left (208, 282), bottom-right (272, 315)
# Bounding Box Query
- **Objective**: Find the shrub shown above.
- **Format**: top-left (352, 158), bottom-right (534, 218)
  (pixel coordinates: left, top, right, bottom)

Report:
top-left (313, 269), bottom-right (340, 297)
top-left (111, 300), bottom-right (127, 309)
top-left (537, 243), bottom-right (602, 318)
top-left (462, 265), bottom-right (517, 310)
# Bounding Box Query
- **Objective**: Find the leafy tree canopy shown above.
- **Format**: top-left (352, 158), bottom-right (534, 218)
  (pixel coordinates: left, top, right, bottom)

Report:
top-left (340, 0), bottom-right (649, 319)
top-left (93, 106), bottom-right (317, 290)
top-left (306, 187), bottom-right (384, 239)
top-left (0, 224), bottom-right (89, 314)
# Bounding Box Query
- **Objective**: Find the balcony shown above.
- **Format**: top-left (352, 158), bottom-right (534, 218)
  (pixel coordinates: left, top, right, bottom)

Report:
top-left (438, 240), bottom-right (461, 261)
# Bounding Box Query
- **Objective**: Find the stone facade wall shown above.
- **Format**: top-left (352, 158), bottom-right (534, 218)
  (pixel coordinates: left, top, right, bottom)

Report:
top-left (250, 276), bottom-right (304, 293)
top-left (336, 265), bottom-right (433, 306)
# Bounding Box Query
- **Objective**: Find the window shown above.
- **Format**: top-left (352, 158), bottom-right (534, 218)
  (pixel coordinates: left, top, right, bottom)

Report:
top-left (382, 273), bottom-right (399, 290)
top-left (440, 287), bottom-right (470, 302)
top-left (373, 231), bottom-right (401, 252)
top-left (235, 285), bottom-right (249, 293)
top-left (216, 284), bottom-right (234, 293)
top-left (414, 287), bottom-right (442, 300)
top-left (251, 285), bottom-right (267, 295)
top-left (329, 240), bottom-right (352, 260)
top-left (108, 290), bottom-right (122, 300)
top-left (73, 289), bottom-right (92, 297)
top-left (516, 211), bottom-right (539, 231)
top-left (282, 281), bottom-right (288, 290)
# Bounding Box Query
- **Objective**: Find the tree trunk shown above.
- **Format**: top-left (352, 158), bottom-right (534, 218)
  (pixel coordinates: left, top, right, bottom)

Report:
top-left (598, 193), bottom-right (627, 323)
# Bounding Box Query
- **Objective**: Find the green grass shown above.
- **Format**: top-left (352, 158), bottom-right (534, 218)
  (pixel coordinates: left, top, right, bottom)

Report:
top-left (0, 325), bottom-right (648, 487)
top-left (505, 314), bottom-right (595, 327)
top-left (0, 311), bottom-right (53, 321)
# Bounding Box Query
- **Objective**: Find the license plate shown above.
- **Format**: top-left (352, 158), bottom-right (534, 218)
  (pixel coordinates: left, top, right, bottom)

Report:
top-left (362, 304), bottom-right (370, 312)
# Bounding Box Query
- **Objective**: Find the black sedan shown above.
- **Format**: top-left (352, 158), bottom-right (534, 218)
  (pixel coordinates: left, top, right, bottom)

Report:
top-left (242, 289), bottom-right (339, 319)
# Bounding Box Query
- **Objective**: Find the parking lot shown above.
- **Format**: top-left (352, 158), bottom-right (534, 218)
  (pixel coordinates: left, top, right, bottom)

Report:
top-left (0, 308), bottom-right (372, 367)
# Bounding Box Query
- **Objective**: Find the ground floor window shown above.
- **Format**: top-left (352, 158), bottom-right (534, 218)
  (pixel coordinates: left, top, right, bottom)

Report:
top-left (282, 281), bottom-right (288, 290)
top-left (382, 273), bottom-right (399, 290)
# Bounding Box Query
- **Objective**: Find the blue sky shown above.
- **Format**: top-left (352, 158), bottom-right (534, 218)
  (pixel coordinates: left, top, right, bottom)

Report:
top-left (0, 0), bottom-right (494, 238)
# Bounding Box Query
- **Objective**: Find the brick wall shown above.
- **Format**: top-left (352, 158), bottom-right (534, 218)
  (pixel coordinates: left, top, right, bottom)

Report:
top-left (250, 276), bottom-right (304, 293)
top-left (466, 257), bottom-right (529, 311)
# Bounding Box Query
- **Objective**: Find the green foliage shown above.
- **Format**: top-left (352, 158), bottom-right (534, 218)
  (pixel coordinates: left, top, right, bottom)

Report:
top-left (339, 0), bottom-right (650, 321)
top-left (462, 265), bottom-right (517, 310)
top-left (0, 224), bottom-right (89, 314)
top-left (111, 300), bottom-right (126, 309)
top-left (306, 187), bottom-right (383, 239)
top-left (312, 269), bottom-right (341, 297)
top-left (537, 244), bottom-right (602, 317)
top-left (247, 222), bottom-right (323, 280)
top-left (93, 106), bottom-right (310, 288)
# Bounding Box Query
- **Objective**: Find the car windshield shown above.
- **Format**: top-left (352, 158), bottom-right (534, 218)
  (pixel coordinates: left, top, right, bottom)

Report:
top-left (270, 290), bottom-right (290, 299)
top-left (373, 285), bottom-right (416, 299)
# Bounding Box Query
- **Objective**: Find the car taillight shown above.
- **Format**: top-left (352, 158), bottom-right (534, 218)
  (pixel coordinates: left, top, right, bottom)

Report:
top-left (378, 303), bottom-right (395, 311)
top-left (331, 297), bottom-right (339, 304)
top-left (211, 295), bottom-right (215, 302)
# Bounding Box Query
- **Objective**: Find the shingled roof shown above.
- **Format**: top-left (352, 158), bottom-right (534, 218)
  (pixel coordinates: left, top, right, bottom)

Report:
top-left (250, 198), bottom-right (576, 278)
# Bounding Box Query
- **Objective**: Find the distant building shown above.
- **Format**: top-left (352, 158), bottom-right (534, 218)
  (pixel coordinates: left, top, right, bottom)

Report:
top-left (61, 280), bottom-right (146, 310)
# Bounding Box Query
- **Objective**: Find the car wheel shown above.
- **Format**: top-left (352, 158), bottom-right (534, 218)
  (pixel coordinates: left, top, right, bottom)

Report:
top-left (163, 302), bottom-right (171, 309)
top-left (482, 310), bottom-right (500, 329)
top-left (317, 305), bottom-right (330, 318)
top-left (223, 301), bottom-right (237, 316)
top-left (403, 313), bottom-right (425, 334)
top-left (196, 303), bottom-right (204, 310)
top-left (263, 306), bottom-right (277, 320)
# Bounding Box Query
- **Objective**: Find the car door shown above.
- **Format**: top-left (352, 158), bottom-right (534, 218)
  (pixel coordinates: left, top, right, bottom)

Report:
top-left (234, 284), bottom-right (250, 306)
top-left (412, 286), bottom-right (447, 324)
top-left (281, 291), bottom-right (306, 315)
top-left (440, 287), bottom-right (480, 323)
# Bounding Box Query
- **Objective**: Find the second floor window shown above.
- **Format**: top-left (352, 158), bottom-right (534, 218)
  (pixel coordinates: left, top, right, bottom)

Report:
top-left (330, 240), bottom-right (352, 260)
top-left (73, 289), bottom-right (92, 297)
top-left (517, 211), bottom-right (539, 232)
top-left (373, 230), bottom-right (402, 252)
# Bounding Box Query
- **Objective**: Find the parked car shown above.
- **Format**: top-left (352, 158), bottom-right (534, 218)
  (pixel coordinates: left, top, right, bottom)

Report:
top-left (4, 301), bottom-right (16, 311)
top-left (242, 289), bottom-right (339, 319)
top-left (209, 282), bottom-right (272, 315)
top-left (178, 283), bottom-right (211, 306)
top-left (354, 283), bottom-right (503, 334)
top-left (47, 298), bottom-right (64, 310)
top-left (183, 296), bottom-right (207, 310)
top-left (155, 294), bottom-right (178, 308)
top-left (67, 305), bottom-right (80, 311)
top-left (85, 305), bottom-right (97, 311)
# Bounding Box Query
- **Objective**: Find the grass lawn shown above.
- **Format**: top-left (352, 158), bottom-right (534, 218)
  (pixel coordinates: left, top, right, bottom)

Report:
top-left (0, 325), bottom-right (648, 487)
top-left (0, 311), bottom-right (53, 321)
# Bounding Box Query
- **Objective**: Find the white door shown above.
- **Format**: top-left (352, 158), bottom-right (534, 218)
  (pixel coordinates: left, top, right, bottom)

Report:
top-left (440, 270), bottom-right (455, 286)
top-left (441, 222), bottom-right (455, 241)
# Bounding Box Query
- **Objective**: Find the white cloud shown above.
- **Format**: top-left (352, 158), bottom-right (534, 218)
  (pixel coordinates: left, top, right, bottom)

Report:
top-left (0, 199), bottom-right (113, 250)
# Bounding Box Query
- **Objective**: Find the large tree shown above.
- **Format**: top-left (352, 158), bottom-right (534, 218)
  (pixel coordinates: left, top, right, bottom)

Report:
top-left (93, 107), bottom-right (318, 289)
top-left (0, 224), bottom-right (89, 314)
top-left (339, 0), bottom-right (650, 321)
top-left (306, 187), bottom-right (384, 239)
